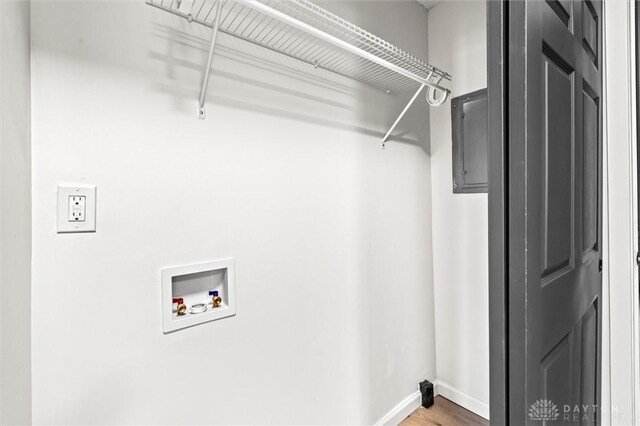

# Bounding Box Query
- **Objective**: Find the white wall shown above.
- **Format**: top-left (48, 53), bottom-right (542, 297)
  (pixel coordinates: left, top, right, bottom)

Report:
top-left (427, 1), bottom-right (489, 418)
top-left (0, 0), bottom-right (32, 424)
top-left (30, 1), bottom-right (437, 424)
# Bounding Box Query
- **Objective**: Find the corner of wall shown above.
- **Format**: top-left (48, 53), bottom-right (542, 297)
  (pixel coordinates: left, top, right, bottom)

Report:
top-left (426, 0), bottom-right (490, 415)
top-left (0, 0), bottom-right (32, 424)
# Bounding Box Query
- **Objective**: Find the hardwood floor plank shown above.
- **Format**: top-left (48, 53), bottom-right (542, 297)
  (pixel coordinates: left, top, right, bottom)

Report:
top-left (399, 396), bottom-right (488, 426)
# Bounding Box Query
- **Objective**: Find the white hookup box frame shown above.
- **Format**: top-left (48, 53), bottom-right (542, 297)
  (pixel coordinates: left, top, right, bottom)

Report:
top-left (161, 258), bottom-right (236, 333)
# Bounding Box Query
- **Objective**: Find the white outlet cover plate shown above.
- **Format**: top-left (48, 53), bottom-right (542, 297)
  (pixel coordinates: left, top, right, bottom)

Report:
top-left (57, 185), bottom-right (97, 233)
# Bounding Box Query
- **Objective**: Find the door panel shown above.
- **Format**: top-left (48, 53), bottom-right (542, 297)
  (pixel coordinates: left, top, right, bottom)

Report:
top-left (541, 51), bottom-right (575, 279)
top-left (583, 88), bottom-right (599, 255)
top-left (546, 0), bottom-right (572, 27)
top-left (541, 332), bottom-right (573, 405)
top-left (507, 0), bottom-right (602, 424)
top-left (580, 303), bottom-right (598, 412)
top-left (582, 0), bottom-right (598, 64)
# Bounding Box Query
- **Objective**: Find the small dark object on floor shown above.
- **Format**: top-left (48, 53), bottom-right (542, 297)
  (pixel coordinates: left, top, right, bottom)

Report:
top-left (419, 380), bottom-right (434, 408)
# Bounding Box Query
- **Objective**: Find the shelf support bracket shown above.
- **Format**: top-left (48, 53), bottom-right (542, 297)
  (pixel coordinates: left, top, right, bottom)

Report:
top-left (197, 0), bottom-right (223, 119)
top-left (382, 83), bottom-right (426, 149)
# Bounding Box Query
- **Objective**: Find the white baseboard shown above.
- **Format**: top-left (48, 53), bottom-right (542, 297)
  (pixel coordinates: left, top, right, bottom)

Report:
top-left (374, 390), bottom-right (422, 426)
top-left (433, 379), bottom-right (490, 420)
top-left (374, 380), bottom-right (490, 426)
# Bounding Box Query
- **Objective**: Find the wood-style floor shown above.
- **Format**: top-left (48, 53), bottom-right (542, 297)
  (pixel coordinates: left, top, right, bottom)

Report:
top-left (399, 396), bottom-right (489, 426)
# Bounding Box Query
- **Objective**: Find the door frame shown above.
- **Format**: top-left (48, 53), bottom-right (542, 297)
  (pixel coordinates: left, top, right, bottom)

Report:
top-left (486, 1), bottom-right (508, 424)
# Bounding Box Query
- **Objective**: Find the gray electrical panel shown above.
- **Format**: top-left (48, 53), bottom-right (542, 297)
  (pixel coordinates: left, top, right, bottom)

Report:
top-left (451, 88), bottom-right (488, 193)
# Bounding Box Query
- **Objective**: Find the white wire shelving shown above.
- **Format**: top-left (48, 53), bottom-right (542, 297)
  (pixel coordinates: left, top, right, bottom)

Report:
top-left (147, 0), bottom-right (452, 147)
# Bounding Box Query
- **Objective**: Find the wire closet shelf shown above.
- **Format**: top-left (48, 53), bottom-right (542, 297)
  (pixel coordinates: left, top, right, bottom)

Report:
top-left (147, 0), bottom-right (453, 146)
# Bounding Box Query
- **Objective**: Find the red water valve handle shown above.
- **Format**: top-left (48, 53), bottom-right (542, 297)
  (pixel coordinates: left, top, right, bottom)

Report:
top-left (172, 298), bottom-right (184, 304)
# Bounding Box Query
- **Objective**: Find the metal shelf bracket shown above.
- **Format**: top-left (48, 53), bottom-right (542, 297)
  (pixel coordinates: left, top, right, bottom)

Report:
top-left (381, 74), bottom-right (449, 149)
top-left (197, 0), bottom-right (223, 119)
top-left (382, 83), bottom-right (426, 149)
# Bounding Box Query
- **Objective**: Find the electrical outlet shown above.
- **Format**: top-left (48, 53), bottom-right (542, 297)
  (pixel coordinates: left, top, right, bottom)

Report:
top-left (57, 186), bottom-right (96, 233)
top-left (68, 196), bottom-right (86, 222)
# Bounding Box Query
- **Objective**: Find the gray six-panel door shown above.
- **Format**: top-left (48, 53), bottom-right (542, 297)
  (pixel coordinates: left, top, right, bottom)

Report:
top-left (507, 0), bottom-right (602, 424)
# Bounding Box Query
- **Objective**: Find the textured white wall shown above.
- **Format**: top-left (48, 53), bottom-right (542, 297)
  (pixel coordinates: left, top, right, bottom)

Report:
top-left (30, 1), bottom-right (437, 424)
top-left (427, 0), bottom-right (489, 417)
top-left (0, 0), bottom-right (32, 424)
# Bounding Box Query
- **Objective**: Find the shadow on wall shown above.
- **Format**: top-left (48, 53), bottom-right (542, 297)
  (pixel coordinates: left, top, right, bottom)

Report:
top-left (148, 23), bottom-right (429, 150)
